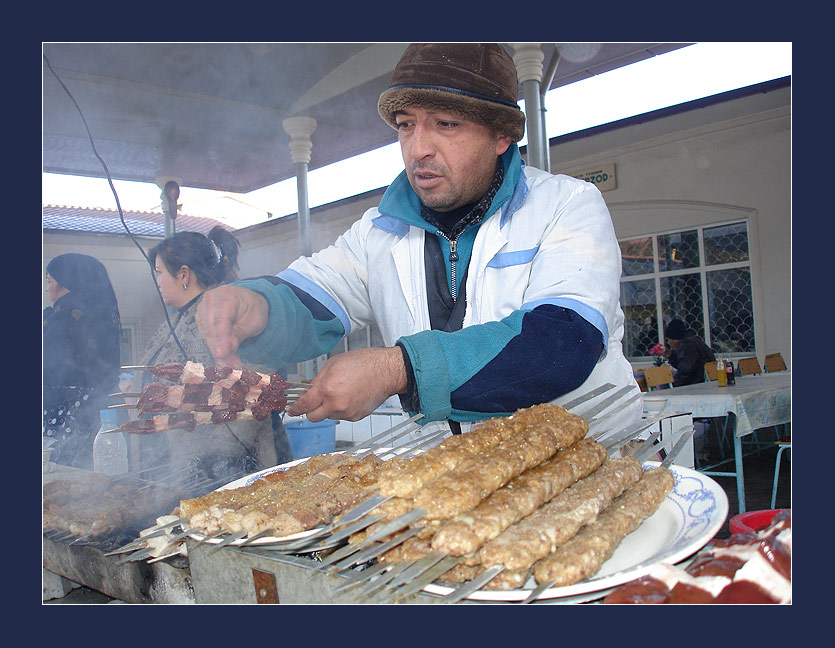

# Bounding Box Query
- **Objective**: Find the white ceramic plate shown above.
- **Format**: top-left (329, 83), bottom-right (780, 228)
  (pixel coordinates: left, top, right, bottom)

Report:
top-left (422, 461), bottom-right (729, 602)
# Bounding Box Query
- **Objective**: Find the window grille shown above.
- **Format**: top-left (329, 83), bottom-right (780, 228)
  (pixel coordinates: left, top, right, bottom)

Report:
top-left (619, 220), bottom-right (755, 362)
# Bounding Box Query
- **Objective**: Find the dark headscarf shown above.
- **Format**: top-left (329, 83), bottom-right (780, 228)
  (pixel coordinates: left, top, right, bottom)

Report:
top-left (44, 254), bottom-right (122, 393)
top-left (47, 253), bottom-right (120, 320)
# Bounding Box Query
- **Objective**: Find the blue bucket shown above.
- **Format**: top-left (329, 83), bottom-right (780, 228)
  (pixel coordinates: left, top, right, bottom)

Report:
top-left (286, 419), bottom-right (337, 459)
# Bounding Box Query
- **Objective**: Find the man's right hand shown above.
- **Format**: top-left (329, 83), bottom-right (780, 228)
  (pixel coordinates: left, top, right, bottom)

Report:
top-left (195, 285), bottom-right (269, 368)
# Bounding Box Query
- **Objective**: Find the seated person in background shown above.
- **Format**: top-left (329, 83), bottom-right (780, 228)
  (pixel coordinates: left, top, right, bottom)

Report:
top-left (663, 318), bottom-right (716, 387)
top-left (663, 318), bottom-right (717, 463)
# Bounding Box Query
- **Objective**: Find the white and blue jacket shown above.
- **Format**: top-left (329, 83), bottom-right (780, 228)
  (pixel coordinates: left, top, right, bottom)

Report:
top-left (236, 145), bottom-right (641, 435)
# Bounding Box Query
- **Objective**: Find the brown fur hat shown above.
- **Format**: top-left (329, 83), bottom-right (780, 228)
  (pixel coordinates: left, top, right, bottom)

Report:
top-left (378, 43), bottom-right (525, 142)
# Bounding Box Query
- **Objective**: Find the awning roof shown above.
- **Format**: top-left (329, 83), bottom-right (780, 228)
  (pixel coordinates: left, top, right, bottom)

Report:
top-left (43, 42), bottom-right (690, 193)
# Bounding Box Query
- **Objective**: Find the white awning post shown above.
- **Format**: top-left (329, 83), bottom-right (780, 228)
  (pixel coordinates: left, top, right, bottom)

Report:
top-left (512, 43), bottom-right (547, 171)
top-left (282, 116), bottom-right (317, 258)
top-left (282, 116), bottom-right (318, 381)
top-left (539, 46), bottom-right (561, 173)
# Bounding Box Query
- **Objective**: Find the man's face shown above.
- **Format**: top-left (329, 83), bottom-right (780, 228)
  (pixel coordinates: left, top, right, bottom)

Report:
top-left (395, 106), bottom-right (512, 212)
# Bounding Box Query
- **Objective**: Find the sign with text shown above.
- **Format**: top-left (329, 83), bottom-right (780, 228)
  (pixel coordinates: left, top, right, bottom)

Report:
top-left (571, 163), bottom-right (616, 192)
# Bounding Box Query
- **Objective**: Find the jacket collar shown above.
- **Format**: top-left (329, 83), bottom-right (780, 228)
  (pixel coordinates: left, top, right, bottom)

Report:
top-left (376, 144), bottom-right (524, 234)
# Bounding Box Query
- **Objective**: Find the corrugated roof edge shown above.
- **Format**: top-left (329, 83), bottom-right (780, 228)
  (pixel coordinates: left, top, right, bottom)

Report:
top-left (42, 204), bottom-right (231, 237)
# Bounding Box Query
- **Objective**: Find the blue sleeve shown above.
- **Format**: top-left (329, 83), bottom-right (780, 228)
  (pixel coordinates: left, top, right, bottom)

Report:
top-left (397, 305), bottom-right (603, 422)
top-left (232, 276), bottom-right (345, 371)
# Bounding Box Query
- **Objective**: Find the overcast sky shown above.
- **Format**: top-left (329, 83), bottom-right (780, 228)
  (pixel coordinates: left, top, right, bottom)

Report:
top-left (42, 42), bottom-right (791, 230)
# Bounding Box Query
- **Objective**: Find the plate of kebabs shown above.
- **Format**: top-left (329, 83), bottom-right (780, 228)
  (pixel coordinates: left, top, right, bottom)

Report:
top-left (130, 379), bottom-right (730, 600)
top-left (421, 461), bottom-right (729, 602)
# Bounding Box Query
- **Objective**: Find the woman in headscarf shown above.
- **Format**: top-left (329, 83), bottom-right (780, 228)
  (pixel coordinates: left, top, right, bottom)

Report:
top-left (43, 253), bottom-right (122, 469)
top-left (134, 227), bottom-right (286, 489)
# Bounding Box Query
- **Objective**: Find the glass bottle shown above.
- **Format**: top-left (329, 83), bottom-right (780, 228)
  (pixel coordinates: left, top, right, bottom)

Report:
top-left (717, 358), bottom-right (727, 387)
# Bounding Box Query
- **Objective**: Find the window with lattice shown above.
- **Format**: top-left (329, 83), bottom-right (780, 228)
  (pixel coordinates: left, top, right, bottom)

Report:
top-left (619, 221), bottom-right (755, 362)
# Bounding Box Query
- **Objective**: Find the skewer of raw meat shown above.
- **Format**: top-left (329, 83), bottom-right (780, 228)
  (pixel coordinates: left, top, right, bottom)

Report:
top-left (116, 402), bottom-right (283, 434)
top-left (532, 466), bottom-right (675, 587)
top-left (132, 379), bottom-right (290, 416)
top-left (125, 361), bottom-right (283, 387)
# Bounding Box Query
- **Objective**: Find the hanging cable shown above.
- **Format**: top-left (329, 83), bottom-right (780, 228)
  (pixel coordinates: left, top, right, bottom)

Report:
top-left (44, 55), bottom-right (260, 468)
top-left (44, 54), bottom-right (189, 361)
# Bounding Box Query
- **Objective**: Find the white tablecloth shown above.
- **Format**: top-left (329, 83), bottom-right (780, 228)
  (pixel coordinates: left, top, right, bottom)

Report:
top-left (645, 372), bottom-right (791, 437)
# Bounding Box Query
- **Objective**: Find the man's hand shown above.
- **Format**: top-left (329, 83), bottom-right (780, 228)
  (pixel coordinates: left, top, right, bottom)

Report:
top-left (288, 347), bottom-right (408, 422)
top-left (195, 285), bottom-right (270, 368)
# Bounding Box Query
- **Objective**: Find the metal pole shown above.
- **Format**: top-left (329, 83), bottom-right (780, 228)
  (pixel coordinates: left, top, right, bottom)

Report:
top-left (539, 47), bottom-right (561, 173)
top-left (283, 116), bottom-right (317, 258)
top-left (512, 44), bottom-right (547, 171)
top-left (521, 78), bottom-right (545, 171)
top-left (295, 162), bottom-right (311, 257)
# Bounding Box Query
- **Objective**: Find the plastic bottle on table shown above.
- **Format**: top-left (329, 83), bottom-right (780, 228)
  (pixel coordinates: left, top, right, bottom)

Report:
top-left (726, 360), bottom-right (736, 385)
top-left (93, 408), bottom-right (128, 474)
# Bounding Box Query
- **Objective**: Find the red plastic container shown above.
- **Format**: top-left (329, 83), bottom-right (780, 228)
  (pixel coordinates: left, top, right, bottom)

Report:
top-left (729, 509), bottom-right (789, 535)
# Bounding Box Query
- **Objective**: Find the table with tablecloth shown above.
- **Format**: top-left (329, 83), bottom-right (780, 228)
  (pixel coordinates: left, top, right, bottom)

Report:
top-left (642, 372), bottom-right (791, 512)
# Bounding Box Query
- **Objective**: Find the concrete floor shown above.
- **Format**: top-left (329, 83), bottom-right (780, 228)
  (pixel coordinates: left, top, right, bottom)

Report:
top-left (44, 429), bottom-right (791, 604)
top-left (700, 428), bottom-right (791, 539)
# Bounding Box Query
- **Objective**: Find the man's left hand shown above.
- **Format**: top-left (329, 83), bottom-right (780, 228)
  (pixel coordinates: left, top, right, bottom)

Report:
top-left (287, 347), bottom-right (408, 422)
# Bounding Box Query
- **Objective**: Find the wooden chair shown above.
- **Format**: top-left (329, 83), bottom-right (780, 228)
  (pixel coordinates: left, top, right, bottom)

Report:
top-left (737, 356), bottom-right (763, 376)
top-left (643, 365), bottom-right (674, 390)
top-left (765, 352), bottom-right (788, 373)
top-left (704, 362), bottom-right (719, 381)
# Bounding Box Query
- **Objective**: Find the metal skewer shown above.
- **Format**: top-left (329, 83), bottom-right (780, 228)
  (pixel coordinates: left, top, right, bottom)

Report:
top-left (391, 554), bottom-right (463, 601)
top-left (332, 560), bottom-right (393, 593)
top-left (348, 413), bottom-right (425, 456)
top-left (442, 564), bottom-right (505, 603)
top-left (288, 514), bottom-right (385, 553)
top-left (555, 383), bottom-right (615, 411)
top-left (356, 561), bottom-right (413, 597)
top-left (205, 530), bottom-right (248, 553)
top-left (317, 507), bottom-right (427, 570)
top-left (573, 385), bottom-right (634, 421)
top-left (660, 425), bottom-right (695, 468)
top-left (329, 525), bottom-right (426, 574)
top-left (521, 579), bottom-right (556, 604)
top-left (120, 365), bottom-right (311, 389)
top-left (382, 550), bottom-right (449, 593)
top-left (587, 392), bottom-right (642, 425)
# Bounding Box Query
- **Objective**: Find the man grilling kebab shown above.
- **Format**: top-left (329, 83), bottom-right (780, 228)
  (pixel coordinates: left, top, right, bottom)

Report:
top-left (196, 42), bottom-right (641, 440)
